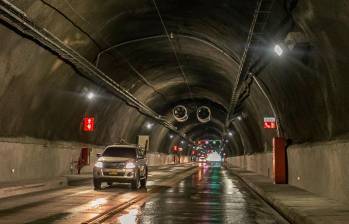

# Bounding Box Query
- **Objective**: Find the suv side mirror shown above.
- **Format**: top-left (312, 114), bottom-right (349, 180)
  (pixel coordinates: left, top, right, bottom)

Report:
top-left (96, 153), bottom-right (101, 158)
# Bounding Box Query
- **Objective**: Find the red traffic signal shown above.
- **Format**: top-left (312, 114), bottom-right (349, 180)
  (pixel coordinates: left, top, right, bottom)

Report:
top-left (83, 117), bottom-right (95, 132)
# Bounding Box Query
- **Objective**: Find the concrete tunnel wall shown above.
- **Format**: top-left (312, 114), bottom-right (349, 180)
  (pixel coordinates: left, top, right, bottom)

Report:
top-left (0, 137), bottom-right (190, 183)
top-left (0, 17), bottom-right (184, 155)
top-left (226, 0), bottom-right (349, 205)
top-left (0, 0), bottom-right (348, 205)
top-left (225, 139), bottom-right (349, 205)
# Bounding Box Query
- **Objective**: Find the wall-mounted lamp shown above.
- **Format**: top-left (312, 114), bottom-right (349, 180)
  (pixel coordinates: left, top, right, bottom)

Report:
top-left (87, 92), bottom-right (95, 100)
top-left (274, 44), bottom-right (283, 56)
top-left (146, 122), bottom-right (154, 130)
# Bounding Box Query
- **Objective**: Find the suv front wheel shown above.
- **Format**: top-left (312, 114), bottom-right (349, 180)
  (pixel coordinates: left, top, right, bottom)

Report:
top-left (93, 179), bottom-right (101, 190)
top-left (140, 169), bottom-right (147, 188)
top-left (131, 170), bottom-right (141, 190)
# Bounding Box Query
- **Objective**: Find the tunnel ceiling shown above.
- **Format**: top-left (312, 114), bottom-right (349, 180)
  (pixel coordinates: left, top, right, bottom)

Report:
top-left (32, 0), bottom-right (256, 111)
top-left (1, 0), bottom-right (348, 155)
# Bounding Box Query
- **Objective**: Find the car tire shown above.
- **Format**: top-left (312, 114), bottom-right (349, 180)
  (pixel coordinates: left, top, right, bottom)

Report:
top-left (140, 170), bottom-right (147, 188)
top-left (93, 179), bottom-right (101, 190)
top-left (131, 171), bottom-right (141, 190)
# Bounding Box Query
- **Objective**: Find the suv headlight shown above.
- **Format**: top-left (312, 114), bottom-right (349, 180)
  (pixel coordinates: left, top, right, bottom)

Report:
top-left (125, 162), bottom-right (136, 169)
top-left (95, 162), bottom-right (103, 168)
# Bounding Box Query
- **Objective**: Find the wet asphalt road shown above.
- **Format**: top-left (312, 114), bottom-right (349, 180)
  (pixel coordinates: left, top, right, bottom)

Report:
top-left (111, 163), bottom-right (289, 224)
top-left (0, 163), bottom-right (289, 224)
top-left (0, 164), bottom-right (196, 224)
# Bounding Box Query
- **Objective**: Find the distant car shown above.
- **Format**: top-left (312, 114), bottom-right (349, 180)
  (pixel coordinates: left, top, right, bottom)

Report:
top-left (198, 157), bottom-right (207, 163)
top-left (93, 145), bottom-right (147, 190)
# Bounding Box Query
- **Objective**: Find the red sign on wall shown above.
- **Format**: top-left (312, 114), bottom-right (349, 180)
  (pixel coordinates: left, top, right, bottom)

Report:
top-left (264, 117), bottom-right (276, 129)
top-left (83, 117), bottom-right (95, 132)
top-left (172, 145), bottom-right (178, 152)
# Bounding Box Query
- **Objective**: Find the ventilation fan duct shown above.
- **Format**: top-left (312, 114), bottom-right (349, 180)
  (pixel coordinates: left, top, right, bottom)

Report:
top-left (173, 105), bottom-right (188, 122)
top-left (197, 106), bottom-right (211, 123)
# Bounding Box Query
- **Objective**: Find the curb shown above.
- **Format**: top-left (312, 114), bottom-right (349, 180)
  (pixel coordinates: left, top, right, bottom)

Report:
top-left (226, 166), bottom-right (349, 224)
top-left (0, 177), bottom-right (67, 200)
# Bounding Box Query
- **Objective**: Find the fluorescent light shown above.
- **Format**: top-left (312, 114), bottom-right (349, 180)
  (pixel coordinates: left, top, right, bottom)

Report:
top-left (146, 122), bottom-right (153, 129)
top-left (87, 92), bottom-right (95, 100)
top-left (274, 44), bottom-right (283, 56)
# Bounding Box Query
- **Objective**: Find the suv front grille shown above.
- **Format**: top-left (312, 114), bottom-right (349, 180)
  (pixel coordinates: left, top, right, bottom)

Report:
top-left (103, 162), bottom-right (125, 169)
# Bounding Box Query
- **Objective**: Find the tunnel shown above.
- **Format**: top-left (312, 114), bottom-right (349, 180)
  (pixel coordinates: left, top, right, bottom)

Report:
top-left (0, 0), bottom-right (348, 223)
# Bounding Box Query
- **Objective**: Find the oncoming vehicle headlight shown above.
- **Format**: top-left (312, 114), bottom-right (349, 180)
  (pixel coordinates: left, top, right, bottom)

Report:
top-left (95, 162), bottom-right (103, 168)
top-left (125, 162), bottom-right (136, 169)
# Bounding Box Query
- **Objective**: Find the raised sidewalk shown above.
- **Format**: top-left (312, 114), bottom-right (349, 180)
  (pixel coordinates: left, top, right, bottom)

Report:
top-left (228, 167), bottom-right (349, 224)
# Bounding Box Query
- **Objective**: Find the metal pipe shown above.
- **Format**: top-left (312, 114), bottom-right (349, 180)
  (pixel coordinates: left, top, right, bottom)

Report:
top-left (152, 0), bottom-right (193, 100)
top-left (95, 34), bottom-right (240, 67)
top-left (225, 0), bottom-right (263, 125)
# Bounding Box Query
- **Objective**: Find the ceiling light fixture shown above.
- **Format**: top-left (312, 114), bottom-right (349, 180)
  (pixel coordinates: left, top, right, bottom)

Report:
top-left (274, 44), bottom-right (283, 56)
top-left (87, 92), bottom-right (95, 100)
top-left (146, 122), bottom-right (154, 130)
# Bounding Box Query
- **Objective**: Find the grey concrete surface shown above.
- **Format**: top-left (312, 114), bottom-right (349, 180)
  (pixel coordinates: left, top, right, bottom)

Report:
top-left (225, 152), bottom-right (273, 179)
top-left (0, 137), bottom-right (103, 183)
top-left (0, 137), bottom-right (190, 185)
top-left (0, 177), bottom-right (67, 200)
top-left (226, 139), bottom-right (349, 205)
top-left (288, 140), bottom-right (349, 205)
top-left (228, 167), bottom-right (349, 224)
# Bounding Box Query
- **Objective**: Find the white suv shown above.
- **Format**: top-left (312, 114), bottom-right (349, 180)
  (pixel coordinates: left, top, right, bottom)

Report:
top-left (93, 145), bottom-right (147, 190)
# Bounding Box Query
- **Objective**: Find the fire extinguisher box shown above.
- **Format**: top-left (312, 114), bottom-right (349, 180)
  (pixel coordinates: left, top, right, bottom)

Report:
top-left (272, 137), bottom-right (286, 184)
top-left (80, 148), bottom-right (90, 165)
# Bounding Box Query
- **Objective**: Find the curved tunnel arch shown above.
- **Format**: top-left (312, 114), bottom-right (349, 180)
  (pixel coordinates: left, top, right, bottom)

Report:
top-left (0, 0), bottom-right (348, 159)
top-left (2, 0), bottom-right (349, 209)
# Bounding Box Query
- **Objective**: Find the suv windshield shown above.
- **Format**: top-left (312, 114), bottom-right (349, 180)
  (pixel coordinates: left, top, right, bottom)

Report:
top-left (102, 147), bottom-right (137, 158)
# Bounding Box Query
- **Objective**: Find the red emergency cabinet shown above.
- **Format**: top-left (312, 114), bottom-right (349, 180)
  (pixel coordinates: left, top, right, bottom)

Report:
top-left (272, 137), bottom-right (287, 184)
top-left (77, 148), bottom-right (90, 174)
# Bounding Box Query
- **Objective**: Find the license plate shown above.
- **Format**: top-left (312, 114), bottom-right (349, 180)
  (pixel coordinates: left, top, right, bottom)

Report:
top-left (107, 170), bottom-right (118, 175)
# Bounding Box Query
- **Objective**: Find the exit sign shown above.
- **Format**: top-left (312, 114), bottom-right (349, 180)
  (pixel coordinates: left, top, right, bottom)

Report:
top-left (83, 117), bottom-right (95, 132)
top-left (264, 117), bottom-right (276, 129)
